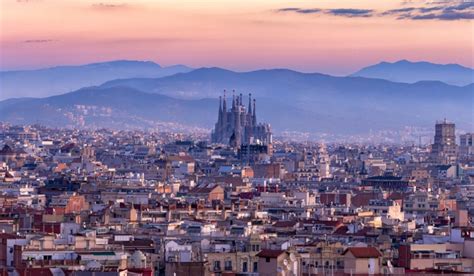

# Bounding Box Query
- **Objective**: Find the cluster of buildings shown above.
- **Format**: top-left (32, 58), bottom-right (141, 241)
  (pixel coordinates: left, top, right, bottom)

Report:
top-left (0, 99), bottom-right (473, 275)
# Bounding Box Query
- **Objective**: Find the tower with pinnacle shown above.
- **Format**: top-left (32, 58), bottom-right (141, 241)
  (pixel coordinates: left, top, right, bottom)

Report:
top-left (211, 90), bottom-right (272, 148)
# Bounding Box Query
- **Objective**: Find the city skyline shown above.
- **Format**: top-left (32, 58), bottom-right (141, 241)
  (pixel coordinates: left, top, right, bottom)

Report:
top-left (1, 0), bottom-right (473, 74)
top-left (0, 119), bottom-right (473, 274)
top-left (1, 0), bottom-right (474, 275)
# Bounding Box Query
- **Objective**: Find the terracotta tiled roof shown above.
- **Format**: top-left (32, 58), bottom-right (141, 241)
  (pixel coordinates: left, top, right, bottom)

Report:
top-left (256, 249), bottom-right (286, 258)
top-left (387, 192), bottom-right (405, 200)
top-left (333, 225), bottom-right (349, 235)
top-left (16, 268), bottom-right (55, 276)
top-left (343, 247), bottom-right (381, 258)
top-left (0, 233), bottom-right (19, 239)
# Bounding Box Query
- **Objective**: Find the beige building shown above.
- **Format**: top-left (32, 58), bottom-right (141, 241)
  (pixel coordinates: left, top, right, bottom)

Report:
top-left (206, 251), bottom-right (259, 274)
top-left (367, 199), bottom-right (404, 221)
top-left (399, 242), bottom-right (474, 273)
top-left (297, 241), bottom-right (345, 275)
top-left (343, 247), bottom-right (382, 275)
top-left (411, 169), bottom-right (430, 182)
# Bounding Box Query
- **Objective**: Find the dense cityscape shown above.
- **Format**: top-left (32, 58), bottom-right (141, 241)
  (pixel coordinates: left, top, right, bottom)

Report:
top-left (0, 95), bottom-right (472, 275)
top-left (1, 1), bottom-right (473, 275)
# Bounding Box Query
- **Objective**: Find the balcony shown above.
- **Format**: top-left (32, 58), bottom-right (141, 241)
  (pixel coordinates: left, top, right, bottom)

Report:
top-left (24, 259), bottom-right (81, 267)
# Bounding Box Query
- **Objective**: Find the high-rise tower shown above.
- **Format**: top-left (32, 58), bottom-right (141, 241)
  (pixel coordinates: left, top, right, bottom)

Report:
top-left (431, 119), bottom-right (457, 164)
top-left (460, 133), bottom-right (474, 159)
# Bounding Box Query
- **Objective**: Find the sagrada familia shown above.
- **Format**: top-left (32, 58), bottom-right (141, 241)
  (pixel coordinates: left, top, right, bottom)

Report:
top-left (211, 91), bottom-right (272, 148)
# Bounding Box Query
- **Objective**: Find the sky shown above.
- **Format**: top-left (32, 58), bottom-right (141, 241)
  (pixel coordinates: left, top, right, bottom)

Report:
top-left (0, 0), bottom-right (473, 75)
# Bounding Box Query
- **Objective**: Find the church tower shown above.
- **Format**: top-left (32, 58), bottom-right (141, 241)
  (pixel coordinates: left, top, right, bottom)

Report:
top-left (211, 91), bottom-right (272, 148)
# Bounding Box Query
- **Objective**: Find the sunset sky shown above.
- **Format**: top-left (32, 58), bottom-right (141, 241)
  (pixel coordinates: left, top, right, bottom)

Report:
top-left (1, 0), bottom-right (473, 75)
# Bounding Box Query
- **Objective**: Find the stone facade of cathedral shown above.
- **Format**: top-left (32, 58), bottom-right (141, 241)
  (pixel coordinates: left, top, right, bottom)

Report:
top-left (211, 91), bottom-right (272, 148)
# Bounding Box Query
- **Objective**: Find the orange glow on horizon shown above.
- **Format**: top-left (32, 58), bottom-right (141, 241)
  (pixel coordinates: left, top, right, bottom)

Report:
top-left (0, 0), bottom-right (472, 74)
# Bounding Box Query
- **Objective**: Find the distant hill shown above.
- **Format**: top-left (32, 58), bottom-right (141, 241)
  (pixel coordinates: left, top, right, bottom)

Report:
top-left (1, 67), bottom-right (472, 134)
top-left (0, 60), bottom-right (192, 100)
top-left (351, 60), bottom-right (474, 86)
top-left (101, 67), bottom-right (473, 131)
top-left (0, 86), bottom-right (316, 133)
top-left (0, 86), bottom-right (214, 130)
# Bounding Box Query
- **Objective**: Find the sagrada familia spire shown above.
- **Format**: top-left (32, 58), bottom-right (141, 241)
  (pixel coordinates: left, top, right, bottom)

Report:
top-left (211, 90), bottom-right (272, 148)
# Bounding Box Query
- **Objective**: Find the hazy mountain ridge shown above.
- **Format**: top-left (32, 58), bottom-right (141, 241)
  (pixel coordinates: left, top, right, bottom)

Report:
top-left (0, 86), bottom-right (323, 133)
top-left (102, 67), bottom-right (471, 101)
top-left (0, 60), bottom-right (192, 100)
top-left (0, 86), bottom-right (213, 128)
top-left (351, 60), bottom-right (474, 86)
top-left (100, 67), bottom-right (472, 120)
top-left (102, 67), bottom-right (473, 132)
top-left (1, 67), bottom-right (472, 134)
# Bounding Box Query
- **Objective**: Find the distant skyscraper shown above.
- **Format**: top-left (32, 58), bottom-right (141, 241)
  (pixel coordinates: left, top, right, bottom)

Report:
top-left (431, 119), bottom-right (457, 164)
top-left (211, 91), bottom-right (272, 148)
top-left (318, 144), bottom-right (331, 179)
top-left (459, 133), bottom-right (474, 158)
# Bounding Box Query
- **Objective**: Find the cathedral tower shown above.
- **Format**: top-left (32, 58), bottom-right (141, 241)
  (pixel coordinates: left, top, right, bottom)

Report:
top-left (211, 91), bottom-right (272, 148)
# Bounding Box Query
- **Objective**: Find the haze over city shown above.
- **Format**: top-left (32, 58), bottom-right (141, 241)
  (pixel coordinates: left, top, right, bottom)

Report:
top-left (0, 1), bottom-right (474, 275)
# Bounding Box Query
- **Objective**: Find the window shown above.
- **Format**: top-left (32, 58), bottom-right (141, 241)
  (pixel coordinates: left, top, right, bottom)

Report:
top-left (253, 262), bottom-right (258, 272)
top-left (243, 261), bottom-right (248, 272)
top-left (266, 257), bottom-right (270, 263)
top-left (213, 261), bottom-right (221, 271)
top-left (225, 260), bottom-right (232, 271)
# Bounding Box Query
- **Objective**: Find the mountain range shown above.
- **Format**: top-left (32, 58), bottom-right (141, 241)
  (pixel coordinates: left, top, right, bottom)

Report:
top-left (1, 65), bottom-right (472, 135)
top-left (0, 60), bottom-right (192, 100)
top-left (0, 86), bottom-right (215, 131)
top-left (352, 60), bottom-right (473, 86)
top-left (1, 59), bottom-right (472, 101)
